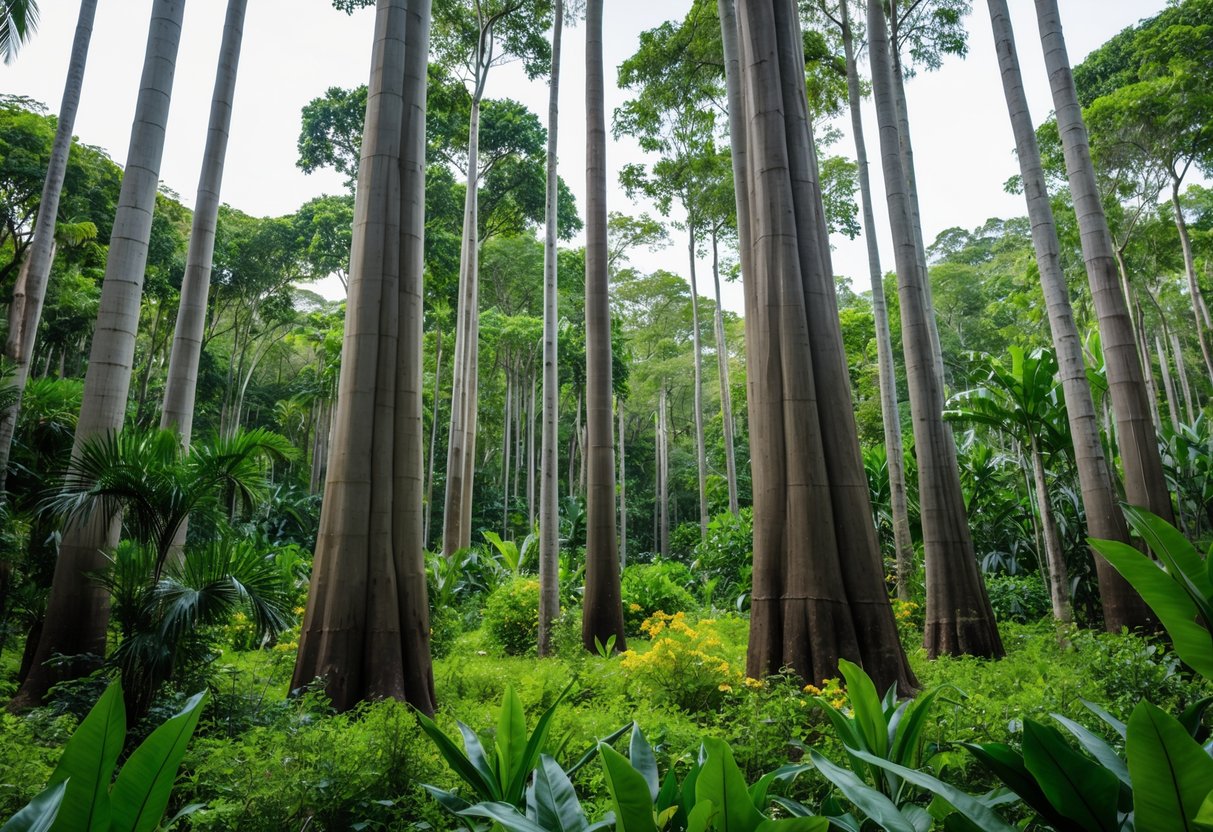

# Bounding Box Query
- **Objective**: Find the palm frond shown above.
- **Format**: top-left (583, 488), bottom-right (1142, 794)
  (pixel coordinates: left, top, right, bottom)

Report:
top-left (0, 0), bottom-right (39, 64)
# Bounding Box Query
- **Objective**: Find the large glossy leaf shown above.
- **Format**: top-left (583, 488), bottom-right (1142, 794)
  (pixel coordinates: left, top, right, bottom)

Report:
top-left (109, 689), bottom-right (207, 832)
top-left (1090, 536), bottom-right (1213, 680)
top-left (1123, 506), bottom-right (1213, 624)
top-left (808, 751), bottom-right (915, 832)
top-left (506, 681), bottom-right (574, 801)
top-left (528, 755), bottom-right (589, 832)
top-left (568, 721), bottom-right (634, 778)
top-left (960, 743), bottom-right (1079, 832)
top-left (686, 799), bottom-right (713, 832)
top-left (416, 711), bottom-right (499, 801)
top-left (457, 721), bottom-right (501, 797)
top-left (629, 725), bottom-right (659, 802)
top-left (1082, 699), bottom-right (1127, 739)
top-left (599, 743), bottom-right (657, 832)
top-left (48, 680), bottom-right (126, 832)
top-left (1, 781), bottom-right (68, 832)
top-left (891, 687), bottom-right (951, 768)
top-left (837, 660), bottom-right (888, 758)
top-left (1050, 713), bottom-right (1130, 788)
top-left (461, 801), bottom-right (550, 832)
top-left (695, 737), bottom-right (765, 832)
top-left (1022, 719), bottom-right (1119, 832)
top-left (754, 818), bottom-right (828, 832)
top-left (1127, 701), bottom-right (1213, 831)
top-left (497, 685), bottom-right (528, 793)
top-left (1194, 789), bottom-right (1213, 831)
top-left (846, 749), bottom-right (1016, 832)
top-left (748, 764), bottom-right (809, 811)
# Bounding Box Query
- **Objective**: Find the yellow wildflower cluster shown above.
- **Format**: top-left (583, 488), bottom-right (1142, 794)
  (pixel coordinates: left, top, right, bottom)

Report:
top-left (892, 599), bottom-right (919, 623)
top-left (620, 611), bottom-right (744, 712)
top-left (803, 676), bottom-right (848, 710)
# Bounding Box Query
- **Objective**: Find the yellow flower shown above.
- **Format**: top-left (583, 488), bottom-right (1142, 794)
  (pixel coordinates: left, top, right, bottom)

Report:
top-left (718, 684), bottom-right (733, 692)
top-left (629, 603), bottom-right (642, 612)
top-left (803, 684), bottom-right (822, 695)
top-left (744, 677), bottom-right (764, 690)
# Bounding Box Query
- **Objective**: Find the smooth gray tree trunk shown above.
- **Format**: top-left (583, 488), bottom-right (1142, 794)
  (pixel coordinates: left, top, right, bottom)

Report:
top-left (1172, 181), bottom-right (1213, 387)
top-left (709, 232), bottom-right (739, 516)
top-left (618, 396), bottom-right (627, 567)
top-left (687, 227), bottom-right (708, 535)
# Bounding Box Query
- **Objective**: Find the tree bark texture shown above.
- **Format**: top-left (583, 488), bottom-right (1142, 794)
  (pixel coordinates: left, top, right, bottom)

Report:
top-left (14, 0), bottom-right (187, 708)
top-left (687, 227), bottom-right (709, 536)
top-left (869, 0), bottom-right (1002, 659)
top-left (1035, 0), bottom-right (1175, 527)
top-left (0, 0), bottom-right (98, 497)
top-left (988, 0), bottom-right (1150, 631)
top-left (1172, 182), bottom-right (1213, 387)
top-left (728, 0), bottom-right (917, 692)
top-left (291, 0), bottom-right (435, 714)
top-left (710, 232), bottom-right (739, 516)
top-left (581, 0), bottom-right (626, 653)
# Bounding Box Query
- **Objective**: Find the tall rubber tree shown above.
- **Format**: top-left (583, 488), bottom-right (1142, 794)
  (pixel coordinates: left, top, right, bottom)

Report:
top-left (1035, 0), bottom-right (1174, 526)
top-left (292, 0), bottom-right (435, 713)
top-left (0, 0), bottom-right (96, 497)
top-left (725, 0), bottom-right (915, 692)
top-left (537, 0), bottom-right (564, 658)
top-left (13, 0), bottom-right (188, 708)
top-left (440, 0), bottom-right (551, 556)
top-left (581, 0), bottom-right (625, 654)
top-left (987, 0), bottom-right (1151, 632)
top-left (868, 0), bottom-right (1002, 659)
top-left (161, 0), bottom-right (248, 443)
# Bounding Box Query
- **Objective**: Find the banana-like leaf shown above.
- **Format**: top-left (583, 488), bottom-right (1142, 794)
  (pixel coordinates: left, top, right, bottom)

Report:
top-left (1022, 719), bottom-right (1119, 832)
top-left (1127, 701), bottom-right (1213, 831)
top-left (1123, 506), bottom-right (1213, 624)
top-left (695, 737), bottom-right (765, 832)
top-left (497, 685), bottom-right (528, 793)
top-left (1, 781), bottom-right (67, 832)
top-left (837, 660), bottom-right (889, 758)
top-left (416, 711), bottom-right (499, 801)
top-left (960, 742), bottom-right (1080, 832)
top-left (109, 689), bottom-right (207, 832)
top-left (753, 818), bottom-right (828, 831)
top-left (599, 743), bottom-right (657, 832)
top-left (48, 681), bottom-right (126, 832)
top-left (748, 764), bottom-right (809, 811)
top-left (505, 681), bottom-right (574, 801)
top-left (461, 801), bottom-right (549, 832)
top-left (808, 751), bottom-right (915, 832)
top-left (629, 724), bottom-right (659, 802)
top-left (528, 755), bottom-right (589, 832)
top-left (1050, 713), bottom-right (1131, 791)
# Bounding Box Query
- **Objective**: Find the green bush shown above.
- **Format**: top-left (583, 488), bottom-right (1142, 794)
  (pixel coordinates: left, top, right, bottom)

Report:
top-left (483, 576), bottom-right (541, 655)
top-left (428, 604), bottom-right (463, 660)
top-left (984, 573), bottom-right (1051, 623)
top-left (621, 561), bottom-right (697, 636)
top-left (692, 508), bottom-right (753, 606)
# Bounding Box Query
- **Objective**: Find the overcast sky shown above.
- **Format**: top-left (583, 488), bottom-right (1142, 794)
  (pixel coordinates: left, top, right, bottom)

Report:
top-left (1, 0), bottom-right (1169, 312)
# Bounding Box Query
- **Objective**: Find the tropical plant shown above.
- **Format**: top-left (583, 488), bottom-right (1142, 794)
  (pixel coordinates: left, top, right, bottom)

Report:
top-left (0, 0), bottom-right (39, 64)
top-left (1, 680), bottom-right (207, 832)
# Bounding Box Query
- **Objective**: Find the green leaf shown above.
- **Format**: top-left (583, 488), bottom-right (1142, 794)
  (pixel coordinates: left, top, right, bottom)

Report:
top-left (497, 685), bottom-right (528, 792)
top-left (696, 737), bottom-right (765, 832)
top-left (1194, 789), bottom-right (1213, 831)
top-left (891, 687), bottom-right (951, 767)
top-left (1123, 506), bottom-right (1213, 613)
top-left (528, 755), bottom-right (589, 832)
top-left (416, 711), bottom-right (500, 801)
top-left (1022, 719), bottom-right (1119, 832)
top-left (754, 818), bottom-right (829, 832)
top-left (456, 721), bottom-right (501, 797)
top-left (506, 681), bottom-right (574, 801)
top-left (846, 749), bottom-right (1017, 832)
top-left (568, 720), bottom-right (633, 778)
top-left (48, 680), bottom-right (125, 832)
top-left (460, 801), bottom-right (550, 832)
top-left (960, 743), bottom-right (1079, 832)
top-left (599, 743), bottom-right (657, 832)
top-left (1127, 701), bottom-right (1213, 831)
top-left (109, 689), bottom-right (207, 832)
top-left (808, 751), bottom-right (915, 832)
top-left (1, 780), bottom-right (68, 832)
top-left (837, 660), bottom-right (888, 758)
top-left (1050, 713), bottom-right (1130, 788)
top-left (748, 764), bottom-right (810, 811)
top-left (686, 799), bottom-right (713, 832)
top-left (1082, 699), bottom-right (1127, 739)
top-left (1090, 536), bottom-right (1213, 680)
top-left (629, 724), bottom-right (659, 802)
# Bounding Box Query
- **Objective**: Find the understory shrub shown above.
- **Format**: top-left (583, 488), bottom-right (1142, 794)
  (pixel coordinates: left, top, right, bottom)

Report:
top-left (483, 576), bottom-right (540, 655)
top-left (620, 560), bottom-right (697, 635)
top-left (620, 611), bottom-right (747, 712)
top-left (984, 572), bottom-right (1051, 623)
top-left (692, 508), bottom-right (754, 607)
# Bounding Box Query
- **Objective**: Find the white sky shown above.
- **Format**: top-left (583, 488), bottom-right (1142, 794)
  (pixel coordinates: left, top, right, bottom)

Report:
top-left (0, 0), bottom-right (1168, 312)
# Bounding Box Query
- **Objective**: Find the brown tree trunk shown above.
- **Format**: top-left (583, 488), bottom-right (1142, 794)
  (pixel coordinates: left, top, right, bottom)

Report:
top-left (657, 384), bottom-right (670, 557)
top-left (424, 327), bottom-right (442, 548)
top-left (581, 0), bottom-right (626, 653)
top-left (728, 0), bottom-right (916, 692)
top-left (1172, 181), bottom-right (1213, 388)
top-left (1157, 335), bottom-right (1179, 434)
top-left (1173, 331), bottom-right (1196, 423)
top-left (1029, 441), bottom-right (1072, 624)
top-left (870, 0), bottom-right (1002, 659)
top-left (618, 396), bottom-right (627, 568)
top-left (709, 231), bottom-right (739, 516)
top-left (687, 226), bottom-right (709, 536)
top-left (1036, 0), bottom-right (1174, 529)
top-left (291, 0), bottom-right (435, 714)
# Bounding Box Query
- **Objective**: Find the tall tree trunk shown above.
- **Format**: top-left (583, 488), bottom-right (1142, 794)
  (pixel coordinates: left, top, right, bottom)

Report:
top-left (527, 371), bottom-right (536, 530)
top-left (1172, 181), bottom-right (1213, 387)
top-left (502, 366), bottom-right (512, 536)
top-left (442, 97), bottom-right (482, 556)
top-left (709, 231), bottom-right (739, 516)
top-left (1029, 440), bottom-right (1072, 624)
top-left (727, 0), bottom-right (916, 692)
top-left (989, 0), bottom-right (1151, 631)
top-left (687, 225), bottom-right (709, 535)
top-left (537, 0), bottom-right (563, 661)
top-left (161, 0), bottom-right (247, 442)
top-left (618, 396), bottom-right (627, 568)
top-left (13, 1), bottom-right (187, 709)
top-left (424, 326), bottom-right (442, 548)
top-left (1173, 331), bottom-right (1195, 423)
top-left (869, 0), bottom-right (1002, 659)
top-left (1157, 334), bottom-right (1179, 434)
top-left (658, 384), bottom-right (670, 557)
top-left (292, 0), bottom-right (435, 714)
top-left (0, 0), bottom-right (97, 497)
top-left (840, 0), bottom-right (913, 598)
top-left (582, 0), bottom-right (625, 653)
top-left (1035, 0), bottom-right (1175, 527)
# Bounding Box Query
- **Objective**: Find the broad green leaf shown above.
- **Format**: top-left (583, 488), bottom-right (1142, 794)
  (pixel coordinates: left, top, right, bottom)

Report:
top-left (497, 685), bottom-right (528, 791)
top-left (838, 660), bottom-right (888, 757)
top-left (1127, 701), bottom-right (1213, 831)
top-left (421, 784), bottom-right (472, 815)
top-left (599, 743), bottom-right (657, 832)
top-left (528, 755), bottom-right (589, 832)
top-left (748, 764), bottom-right (810, 811)
top-left (1, 780), bottom-right (68, 832)
top-left (1050, 713), bottom-right (1130, 788)
top-left (456, 721), bottom-right (501, 797)
top-left (656, 770), bottom-right (680, 814)
top-left (109, 689), bottom-right (207, 832)
top-left (1195, 789), bottom-right (1213, 830)
top-left (696, 737), bottom-right (765, 832)
top-left (686, 799), bottom-right (713, 832)
top-left (754, 818), bottom-right (829, 832)
top-left (460, 801), bottom-right (550, 832)
top-left (1123, 506), bottom-right (1213, 614)
top-left (1082, 699), bottom-right (1127, 739)
top-left (416, 711), bottom-right (500, 801)
top-left (48, 680), bottom-right (125, 832)
top-left (1181, 696), bottom-right (1213, 738)
top-left (1022, 719), bottom-right (1119, 832)
top-left (808, 751), bottom-right (915, 832)
top-left (960, 743), bottom-right (1079, 832)
top-left (506, 681), bottom-right (574, 801)
top-left (629, 724), bottom-right (659, 802)
top-left (847, 748), bottom-right (1017, 832)
top-left (568, 721), bottom-right (634, 778)
top-left (891, 687), bottom-right (951, 767)
top-left (1090, 537), bottom-right (1213, 680)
